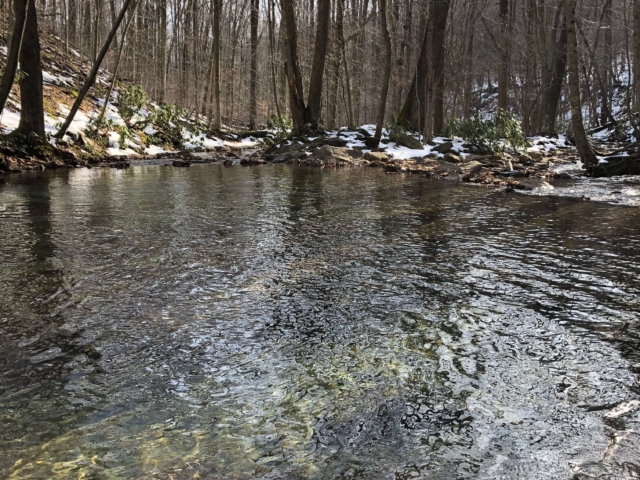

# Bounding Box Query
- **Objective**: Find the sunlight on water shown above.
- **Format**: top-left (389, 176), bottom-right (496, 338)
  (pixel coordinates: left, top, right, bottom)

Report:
top-left (1, 165), bottom-right (639, 479)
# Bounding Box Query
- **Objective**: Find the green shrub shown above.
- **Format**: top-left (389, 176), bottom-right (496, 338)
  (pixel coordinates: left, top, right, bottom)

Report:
top-left (119, 85), bottom-right (150, 124)
top-left (266, 113), bottom-right (293, 131)
top-left (443, 109), bottom-right (528, 154)
top-left (117, 124), bottom-right (133, 148)
top-left (148, 104), bottom-right (185, 137)
top-left (385, 115), bottom-right (407, 139)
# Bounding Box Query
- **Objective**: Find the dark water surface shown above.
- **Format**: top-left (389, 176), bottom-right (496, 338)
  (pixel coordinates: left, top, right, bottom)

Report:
top-left (1, 165), bottom-right (639, 479)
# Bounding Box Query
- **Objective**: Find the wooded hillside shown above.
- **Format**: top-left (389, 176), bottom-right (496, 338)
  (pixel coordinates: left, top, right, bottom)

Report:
top-left (2, 0), bottom-right (639, 167)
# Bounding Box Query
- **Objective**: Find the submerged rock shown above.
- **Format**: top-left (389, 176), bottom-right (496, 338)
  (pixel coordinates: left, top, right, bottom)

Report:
top-left (172, 160), bottom-right (191, 167)
top-left (514, 178), bottom-right (553, 190)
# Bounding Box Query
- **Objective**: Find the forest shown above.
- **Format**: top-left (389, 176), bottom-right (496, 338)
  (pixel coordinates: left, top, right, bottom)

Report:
top-left (0, 0), bottom-right (639, 176)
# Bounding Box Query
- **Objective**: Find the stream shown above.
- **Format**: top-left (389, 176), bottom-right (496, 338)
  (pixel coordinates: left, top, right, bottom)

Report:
top-left (1, 165), bottom-right (639, 479)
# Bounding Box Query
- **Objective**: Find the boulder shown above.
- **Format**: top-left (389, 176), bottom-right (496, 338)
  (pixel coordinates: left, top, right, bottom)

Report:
top-left (389, 132), bottom-right (424, 150)
top-left (310, 136), bottom-right (348, 148)
top-left (364, 151), bottom-right (389, 162)
top-left (223, 159), bottom-right (233, 166)
top-left (529, 151), bottom-right (543, 161)
top-left (461, 160), bottom-right (483, 174)
top-left (436, 161), bottom-right (461, 174)
top-left (305, 145), bottom-right (355, 167)
top-left (443, 152), bottom-right (461, 163)
top-left (432, 141), bottom-right (453, 153)
top-left (347, 149), bottom-right (364, 158)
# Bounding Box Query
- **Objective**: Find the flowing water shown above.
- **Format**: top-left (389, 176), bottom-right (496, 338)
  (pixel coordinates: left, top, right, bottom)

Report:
top-left (1, 165), bottom-right (639, 479)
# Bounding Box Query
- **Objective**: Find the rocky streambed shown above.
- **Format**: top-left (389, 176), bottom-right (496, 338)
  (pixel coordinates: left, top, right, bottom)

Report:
top-left (241, 129), bottom-right (581, 192)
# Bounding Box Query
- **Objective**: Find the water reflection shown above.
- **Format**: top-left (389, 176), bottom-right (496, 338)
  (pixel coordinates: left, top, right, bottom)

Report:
top-left (0, 165), bottom-right (639, 479)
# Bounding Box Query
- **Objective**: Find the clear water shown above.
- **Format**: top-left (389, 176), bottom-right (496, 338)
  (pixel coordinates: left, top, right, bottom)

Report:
top-left (1, 165), bottom-right (639, 479)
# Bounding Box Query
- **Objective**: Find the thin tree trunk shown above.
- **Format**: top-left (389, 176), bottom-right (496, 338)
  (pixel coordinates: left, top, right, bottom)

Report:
top-left (565, 0), bottom-right (598, 167)
top-left (498, 0), bottom-right (509, 110)
top-left (210, 0), bottom-right (221, 129)
top-left (249, 0), bottom-right (258, 129)
top-left (540, 16), bottom-right (567, 136)
top-left (98, 0), bottom-right (140, 124)
top-left (375, 0), bottom-right (391, 138)
top-left (159, 0), bottom-right (167, 101)
top-left (635, 0), bottom-right (640, 114)
top-left (0, 0), bottom-right (28, 115)
top-left (267, 0), bottom-right (281, 120)
top-left (337, 0), bottom-right (354, 128)
top-left (56, 0), bottom-right (136, 138)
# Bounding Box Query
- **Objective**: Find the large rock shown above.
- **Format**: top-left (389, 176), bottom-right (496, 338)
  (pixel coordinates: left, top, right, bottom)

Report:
top-left (443, 152), bottom-right (461, 163)
top-left (436, 161), bottom-right (461, 174)
top-left (461, 160), bottom-right (483, 174)
top-left (389, 132), bottom-right (424, 150)
top-left (265, 142), bottom-right (303, 157)
top-left (310, 136), bottom-right (348, 148)
top-left (364, 151), bottom-right (389, 162)
top-left (309, 145), bottom-right (354, 166)
top-left (432, 141), bottom-right (454, 153)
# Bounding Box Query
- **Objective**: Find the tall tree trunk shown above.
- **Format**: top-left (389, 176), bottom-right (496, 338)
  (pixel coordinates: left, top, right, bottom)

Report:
top-left (635, 0), bottom-right (640, 115)
top-left (7, 0), bottom-right (15, 52)
top-left (68, 0), bottom-right (76, 44)
top-left (267, 0), bottom-right (281, 120)
top-left (375, 0), bottom-right (391, 138)
top-left (565, 0), bottom-right (597, 167)
top-left (212, 0), bottom-right (221, 129)
top-left (326, 0), bottom-right (341, 129)
top-left (397, 18), bottom-right (430, 131)
top-left (249, 0), bottom-right (258, 129)
top-left (98, 0), bottom-right (139, 123)
top-left (307, 0), bottom-right (331, 129)
top-left (337, 0), bottom-right (354, 128)
top-left (602, 0), bottom-right (612, 124)
top-left (16, 0), bottom-right (45, 137)
top-left (159, 0), bottom-right (167, 101)
top-left (498, 0), bottom-right (509, 110)
top-left (431, 0), bottom-right (450, 133)
top-left (540, 16), bottom-right (567, 136)
top-left (109, 0), bottom-right (118, 51)
top-left (0, 0), bottom-right (28, 114)
top-left (56, 0), bottom-right (136, 138)
top-left (281, 0), bottom-right (309, 135)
